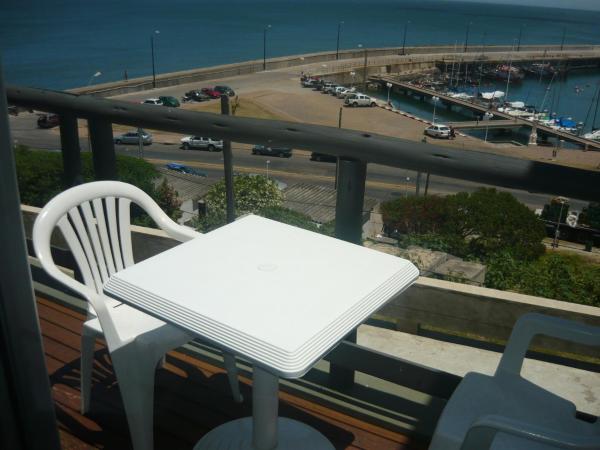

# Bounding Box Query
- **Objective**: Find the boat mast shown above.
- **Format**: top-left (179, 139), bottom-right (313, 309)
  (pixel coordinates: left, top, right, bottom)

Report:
top-left (504, 40), bottom-right (516, 103)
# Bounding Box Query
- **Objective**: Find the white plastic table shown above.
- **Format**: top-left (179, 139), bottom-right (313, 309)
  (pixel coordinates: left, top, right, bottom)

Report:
top-left (104, 215), bottom-right (418, 450)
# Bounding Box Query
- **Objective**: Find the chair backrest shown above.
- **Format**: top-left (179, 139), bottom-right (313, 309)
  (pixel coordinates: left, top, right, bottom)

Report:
top-left (33, 181), bottom-right (199, 343)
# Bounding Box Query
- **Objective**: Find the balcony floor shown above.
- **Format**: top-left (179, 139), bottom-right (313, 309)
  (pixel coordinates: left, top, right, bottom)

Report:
top-left (38, 295), bottom-right (428, 450)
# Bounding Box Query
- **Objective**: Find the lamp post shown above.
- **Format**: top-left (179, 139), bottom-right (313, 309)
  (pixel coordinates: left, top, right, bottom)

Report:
top-left (402, 21), bottom-right (410, 55)
top-left (405, 176), bottom-right (411, 198)
top-left (358, 44), bottom-right (368, 92)
top-left (263, 24), bottom-right (271, 71)
top-left (386, 82), bottom-right (393, 105)
top-left (266, 160), bottom-right (270, 179)
top-left (336, 21), bottom-right (344, 60)
top-left (350, 71), bottom-right (356, 88)
top-left (552, 197), bottom-right (568, 248)
top-left (464, 21), bottom-right (472, 53)
top-left (150, 30), bottom-right (160, 88)
top-left (87, 71), bottom-right (102, 86)
top-left (432, 96), bottom-right (439, 124)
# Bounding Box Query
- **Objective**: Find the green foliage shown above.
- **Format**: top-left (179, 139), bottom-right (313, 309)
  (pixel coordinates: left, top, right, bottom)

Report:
top-left (199, 174), bottom-right (283, 232)
top-left (382, 188), bottom-right (545, 261)
top-left (486, 252), bottom-right (600, 307)
top-left (259, 206), bottom-right (320, 233)
top-left (15, 147), bottom-right (181, 225)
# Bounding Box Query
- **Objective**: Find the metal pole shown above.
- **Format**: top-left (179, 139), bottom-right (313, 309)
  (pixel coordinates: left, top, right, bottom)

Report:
top-left (517, 24), bottom-right (523, 51)
top-left (263, 25), bottom-right (271, 71)
top-left (137, 127), bottom-right (144, 159)
top-left (330, 158), bottom-right (367, 389)
top-left (221, 95), bottom-right (235, 223)
top-left (415, 171), bottom-right (422, 196)
top-left (58, 112), bottom-right (83, 187)
top-left (335, 107), bottom-right (343, 189)
top-left (402, 21), bottom-right (410, 55)
top-left (336, 22), bottom-right (343, 60)
top-left (553, 200), bottom-right (565, 248)
top-left (424, 172), bottom-right (431, 196)
top-left (464, 22), bottom-right (471, 53)
top-left (151, 34), bottom-right (156, 88)
top-left (0, 55), bottom-right (61, 450)
top-left (252, 366), bottom-right (279, 450)
top-left (560, 27), bottom-right (566, 51)
top-left (362, 48), bottom-right (368, 92)
top-left (88, 118), bottom-right (117, 180)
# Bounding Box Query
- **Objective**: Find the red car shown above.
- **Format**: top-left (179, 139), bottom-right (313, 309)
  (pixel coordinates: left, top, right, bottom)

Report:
top-left (200, 87), bottom-right (221, 99)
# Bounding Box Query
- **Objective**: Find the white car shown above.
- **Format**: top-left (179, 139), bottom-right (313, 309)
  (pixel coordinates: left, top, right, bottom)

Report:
top-left (424, 124), bottom-right (451, 139)
top-left (180, 136), bottom-right (223, 151)
top-left (321, 82), bottom-right (336, 93)
top-left (344, 93), bottom-right (377, 107)
top-left (331, 86), bottom-right (346, 96)
top-left (337, 87), bottom-right (356, 98)
top-left (141, 98), bottom-right (163, 105)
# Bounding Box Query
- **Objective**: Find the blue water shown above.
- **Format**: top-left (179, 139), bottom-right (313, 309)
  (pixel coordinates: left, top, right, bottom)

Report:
top-left (1, 0), bottom-right (599, 131)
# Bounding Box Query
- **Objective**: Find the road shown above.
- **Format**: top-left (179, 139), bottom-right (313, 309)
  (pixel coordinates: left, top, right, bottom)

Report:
top-left (8, 112), bottom-right (586, 210)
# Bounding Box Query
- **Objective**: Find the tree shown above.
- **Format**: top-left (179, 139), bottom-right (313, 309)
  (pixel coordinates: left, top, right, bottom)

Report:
top-left (199, 174), bottom-right (283, 231)
top-left (580, 202), bottom-right (600, 229)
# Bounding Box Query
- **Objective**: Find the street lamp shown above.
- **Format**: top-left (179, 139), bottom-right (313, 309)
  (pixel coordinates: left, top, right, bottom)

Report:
top-left (350, 71), bottom-right (356, 88)
top-left (336, 21), bottom-right (344, 60)
top-left (358, 44), bottom-right (368, 92)
top-left (266, 160), bottom-right (271, 178)
top-left (464, 21), bottom-right (472, 53)
top-left (87, 71), bottom-right (102, 86)
top-left (552, 196), bottom-right (568, 248)
top-left (386, 82), bottom-right (393, 105)
top-left (432, 96), bottom-right (439, 124)
top-left (402, 21), bottom-right (410, 55)
top-left (405, 176), bottom-right (411, 198)
top-left (263, 24), bottom-right (271, 71)
top-left (150, 30), bottom-right (160, 88)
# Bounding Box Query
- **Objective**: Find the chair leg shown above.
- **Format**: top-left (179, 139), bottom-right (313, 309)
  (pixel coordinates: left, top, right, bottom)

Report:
top-left (111, 350), bottom-right (159, 450)
top-left (80, 326), bottom-right (96, 414)
top-left (223, 352), bottom-right (243, 403)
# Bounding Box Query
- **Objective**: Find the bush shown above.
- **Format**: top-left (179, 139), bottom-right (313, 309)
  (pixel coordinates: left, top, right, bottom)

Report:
top-left (15, 146), bottom-right (180, 225)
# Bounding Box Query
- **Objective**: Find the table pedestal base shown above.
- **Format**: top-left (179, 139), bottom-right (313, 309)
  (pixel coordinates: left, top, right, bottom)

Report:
top-left (193, 417), bottom-right (335, 450)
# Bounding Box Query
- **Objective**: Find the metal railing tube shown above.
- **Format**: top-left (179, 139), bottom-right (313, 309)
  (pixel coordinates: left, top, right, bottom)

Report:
top-left (6, 85), bottom-right (600, 202)
top-left (88, 118), bottom-right (117, 180)
top-left (329, 158), bottom-right (367, 389)
top-left (220, 95), bottom-right (235, 223)
top-left (58, 112), bottom-right (82, 187)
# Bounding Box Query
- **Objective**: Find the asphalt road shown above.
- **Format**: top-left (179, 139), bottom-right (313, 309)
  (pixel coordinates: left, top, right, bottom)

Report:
top-left (9, 112), bottom-right (586, 210)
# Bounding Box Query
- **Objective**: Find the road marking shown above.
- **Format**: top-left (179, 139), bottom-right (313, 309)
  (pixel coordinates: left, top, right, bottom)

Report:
top-left (147, 157), bottom-right (412, 192)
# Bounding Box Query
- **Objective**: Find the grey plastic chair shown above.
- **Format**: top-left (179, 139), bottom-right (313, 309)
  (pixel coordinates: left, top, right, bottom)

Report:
top-left (429, 313), bottom-right (600, 450)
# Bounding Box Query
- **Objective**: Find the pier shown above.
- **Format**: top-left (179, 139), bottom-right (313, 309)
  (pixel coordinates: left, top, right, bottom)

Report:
top-left (374, 75), bottom-right (600, 150)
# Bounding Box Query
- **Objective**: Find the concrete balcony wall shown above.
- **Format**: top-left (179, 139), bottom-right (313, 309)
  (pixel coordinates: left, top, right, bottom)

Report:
top-left (22, 205), bottom-right (600, 360)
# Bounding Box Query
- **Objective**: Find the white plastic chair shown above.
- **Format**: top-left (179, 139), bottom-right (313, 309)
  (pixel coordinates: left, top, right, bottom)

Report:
top-left (429, 313), bottom-right (600, 450)
top-left (33, 181), bottom-right (243, 450)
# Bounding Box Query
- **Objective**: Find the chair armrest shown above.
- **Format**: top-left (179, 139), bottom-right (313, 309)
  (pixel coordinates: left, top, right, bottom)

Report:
top-left (496, 313), bottom-right (600, 376)
top-left (461, 414), bottom-right (600, 450)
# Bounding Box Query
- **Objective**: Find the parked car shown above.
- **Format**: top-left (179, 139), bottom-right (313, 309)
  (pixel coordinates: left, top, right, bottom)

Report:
top-left (424, 124), bottom-right (451, 139)
top-left (344, 93), bottom-right (377, 107)
top-left (37, 113), bottom-right (60, 129)
top-left (214, 85), bottom-right (235, 96)
top-left (332, 86), bottom-right (346, 96)
top-left (336, 87), bottom-right (356, 98)
top-left (166, 162), bottom-right (207, 177)
top-left (310, 152), bottom-right (337, 163)
top-left (180, 136), bottom-right (223, 151)
top-left (252, 145), bottom-right (292, 158)
top-left (201, 88), bottom-right (221, 99)
top-left (158, 96), bottom-right (180, 107)
top-left (302, 78), bottom-right (319, 88)
top-left (321, 82), bottom-right (336, 93)
top-left (182, 90), bottom-right (211, 102)
top-left (141, 98), bottom-right (163, 105)
top-left (114, 130), bottom-right (153, 145)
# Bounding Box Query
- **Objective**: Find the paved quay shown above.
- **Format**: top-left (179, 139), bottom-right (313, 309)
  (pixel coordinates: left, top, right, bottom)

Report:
top-left (108, 60), bottom-right (600, 172)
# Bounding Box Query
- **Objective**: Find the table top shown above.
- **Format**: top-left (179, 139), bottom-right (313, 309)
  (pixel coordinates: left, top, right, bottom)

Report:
top-left (104, 215), bottom-right (418, 377)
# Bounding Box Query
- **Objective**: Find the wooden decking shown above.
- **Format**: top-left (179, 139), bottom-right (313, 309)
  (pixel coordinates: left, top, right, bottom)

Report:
top-left (38, 296), bottom-right (427, 450)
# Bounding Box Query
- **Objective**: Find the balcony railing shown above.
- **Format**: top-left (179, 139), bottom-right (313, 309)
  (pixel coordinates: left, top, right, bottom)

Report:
top-left (2, 63), bottom-right (600, 448)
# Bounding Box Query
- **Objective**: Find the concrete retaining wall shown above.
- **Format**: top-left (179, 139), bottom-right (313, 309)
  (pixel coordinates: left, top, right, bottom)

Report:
top-left (22, 205), bottom-right (600, 360)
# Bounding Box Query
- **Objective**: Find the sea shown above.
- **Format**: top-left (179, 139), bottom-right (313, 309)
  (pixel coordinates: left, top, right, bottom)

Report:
top-left (2, 0), bottom-right (600, 137)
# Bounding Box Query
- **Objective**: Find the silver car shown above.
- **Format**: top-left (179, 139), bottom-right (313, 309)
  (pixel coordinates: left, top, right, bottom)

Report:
top-left (114, 130), bottom-right (153, 145)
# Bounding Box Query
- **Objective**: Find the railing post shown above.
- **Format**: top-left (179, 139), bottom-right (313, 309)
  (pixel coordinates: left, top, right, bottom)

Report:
top-left (220, 95), bottom-right (235, 223)
top-left (330, 157), bottom-right (367, 390)
top-left (0, 56), bottom-right (61, 450)
top-left (58, 112), bottom-right (82, 187)
top-left (88, 118), bottom-right (117, 180)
